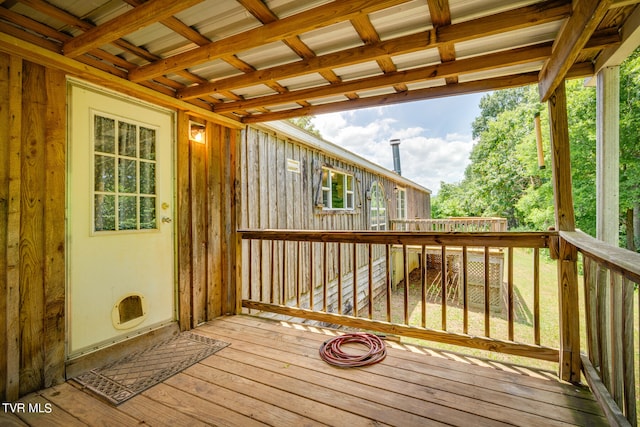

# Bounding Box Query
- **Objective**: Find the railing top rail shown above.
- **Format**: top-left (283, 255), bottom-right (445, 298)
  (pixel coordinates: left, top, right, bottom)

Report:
top-left (238, 229), bottom-right (553, 248)
top-left (560, 230), bottom-right (640, 283)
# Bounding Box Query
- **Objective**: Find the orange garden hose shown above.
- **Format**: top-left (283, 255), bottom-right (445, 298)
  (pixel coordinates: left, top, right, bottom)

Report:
top-left (319, 333), bottom-right (387, 367)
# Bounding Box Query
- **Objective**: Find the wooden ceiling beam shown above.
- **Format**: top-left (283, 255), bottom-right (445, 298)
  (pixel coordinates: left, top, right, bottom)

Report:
top-left (538, 0), bottom-right (612, 101)
top-left (242, 72), bottom-right (542, 123)
top-left (177, 0), bottom-right (573, 101)
top-left (427, 0), bottom-right (457, 85)
top-left (0, 32), bottom-right (243, 128)
top-left (63, 0), bottom-right (203, 58)
top-left (214, 42), bottom-right (555, 113)
top-left (127, 0), bottom-right (410, 82)
top-left (438, 0), bottom-right (571, 43)
top-left (242, 61), bottom-right (594, 123)
top-left (176, 30), bottom-right (431, 100)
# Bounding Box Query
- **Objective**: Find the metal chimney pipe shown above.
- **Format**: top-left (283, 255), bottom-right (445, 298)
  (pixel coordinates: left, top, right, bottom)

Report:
top-left (390, 139), bottom-right (401, 175)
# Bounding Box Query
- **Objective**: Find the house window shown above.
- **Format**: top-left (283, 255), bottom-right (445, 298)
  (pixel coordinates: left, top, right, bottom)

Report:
top-left (322, 167), bottom-right (354, 210)
top-left (396, 187), bottom-right (407, 230)
top-left (93, 114), bottom-right (158, 232)
top-left (370, 181), bottom-right (387, 230)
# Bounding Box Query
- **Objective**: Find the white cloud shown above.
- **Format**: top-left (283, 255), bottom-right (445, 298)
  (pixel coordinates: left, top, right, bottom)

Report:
top-left (312, 113), bottom-right (475, 195)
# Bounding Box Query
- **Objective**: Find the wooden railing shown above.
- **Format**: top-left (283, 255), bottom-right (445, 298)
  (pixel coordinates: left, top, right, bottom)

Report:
top-left (239, 229), bottom-right (558, 362)
top-left (391, 217), bottom-right (508, 232)
top-left (561, 230), bottom-right (640, 427)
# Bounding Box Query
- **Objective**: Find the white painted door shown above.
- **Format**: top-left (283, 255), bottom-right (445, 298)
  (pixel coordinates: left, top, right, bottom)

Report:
top-left (67, 81), bottom-right (176, 358)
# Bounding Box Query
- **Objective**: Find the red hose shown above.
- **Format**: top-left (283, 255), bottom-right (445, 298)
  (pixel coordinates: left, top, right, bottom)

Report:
top-left (319, 333), bottom-right (387, 367)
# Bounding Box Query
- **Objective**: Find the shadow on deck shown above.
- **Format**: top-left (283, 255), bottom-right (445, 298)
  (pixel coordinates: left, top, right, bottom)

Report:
top-left (2, 315), bottom-right (607, 426)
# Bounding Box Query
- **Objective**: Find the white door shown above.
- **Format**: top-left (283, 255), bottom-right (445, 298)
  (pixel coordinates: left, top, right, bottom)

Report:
top-left (67, 81), bottom-right (176, 358)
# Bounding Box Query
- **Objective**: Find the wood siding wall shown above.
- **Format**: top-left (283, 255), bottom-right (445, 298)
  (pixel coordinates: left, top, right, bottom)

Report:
top-left (238, 126), bottom-right (431, 314)
top-left (177, 112), bottom-right (239, 330)
top-left (0, 53), bottom-right (66, 401)
top-left (0, 56), bottom-right (239, 399)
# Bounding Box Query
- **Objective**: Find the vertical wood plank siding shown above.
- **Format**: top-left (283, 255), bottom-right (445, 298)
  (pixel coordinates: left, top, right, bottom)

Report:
top-left (177, 112), bottom-right (239, 328)
top-left (238, 126), bottom-right (431, 316)
top-left (0, 54), bottom-right (66, 400)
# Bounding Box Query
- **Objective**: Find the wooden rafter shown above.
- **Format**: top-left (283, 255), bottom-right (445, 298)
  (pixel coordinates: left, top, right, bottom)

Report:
top-left (176, 0), bottom-right (572, 101)
top-left (538, 0), bottom-right (613, 101)
top-left (214, 42), bottom-right (556, 113)
top-left (427, 0), bottom-right (457, 84)
top-left (127, 0), bottom-right (410, 82)
top-left (63, 0), bottom-right (204, 57)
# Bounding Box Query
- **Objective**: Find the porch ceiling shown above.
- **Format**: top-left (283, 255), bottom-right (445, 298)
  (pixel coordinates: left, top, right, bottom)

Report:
top-left (1, 0), bottom-right (639, 124)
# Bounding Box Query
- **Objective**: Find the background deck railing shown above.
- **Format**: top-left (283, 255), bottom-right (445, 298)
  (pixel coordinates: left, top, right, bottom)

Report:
top-left (561, 230), bottom-right (640, 427)
top-left (390, 217), bottom-right (508, 232)
top-left (239, 229), bottom-right (558, 363)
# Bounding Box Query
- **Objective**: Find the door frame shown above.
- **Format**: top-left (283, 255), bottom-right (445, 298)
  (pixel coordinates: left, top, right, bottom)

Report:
top-left (65, 77), bottom-right (179, 364)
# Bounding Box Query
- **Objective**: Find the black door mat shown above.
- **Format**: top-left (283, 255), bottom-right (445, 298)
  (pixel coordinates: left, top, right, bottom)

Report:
top-left (72, 332), bottom-right (229, 405)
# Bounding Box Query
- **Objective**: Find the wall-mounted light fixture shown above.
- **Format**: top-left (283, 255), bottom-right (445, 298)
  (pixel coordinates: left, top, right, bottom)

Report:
top-left (189, 121), bottom-right (206, 144)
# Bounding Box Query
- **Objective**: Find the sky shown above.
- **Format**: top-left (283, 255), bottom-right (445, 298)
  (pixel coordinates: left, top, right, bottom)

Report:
top-left (311, 92), bottom-right (487, 195)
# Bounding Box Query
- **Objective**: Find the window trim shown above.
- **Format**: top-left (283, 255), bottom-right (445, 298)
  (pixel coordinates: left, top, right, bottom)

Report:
top-left (370, 181), bottom-right (387, 230)
top-left (321, 166), bottom-right (355, 211)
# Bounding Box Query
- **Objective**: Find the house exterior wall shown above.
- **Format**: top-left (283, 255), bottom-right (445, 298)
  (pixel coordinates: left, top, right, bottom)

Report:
top-left (238, 125), bottom-right (431, 316)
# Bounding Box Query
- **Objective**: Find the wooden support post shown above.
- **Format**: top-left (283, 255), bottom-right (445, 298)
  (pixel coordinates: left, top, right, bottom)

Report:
top-left (596, 66), bottom-right (620, 245)
top-left (547, 81), bottom-right (581, 383)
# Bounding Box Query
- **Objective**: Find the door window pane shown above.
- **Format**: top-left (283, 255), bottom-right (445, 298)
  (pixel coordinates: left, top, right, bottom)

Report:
top-left (118, 121), bottom-right (137, 157)
top-left (139, 127), bottom-right (156, 160)
top-left (95, 194), bottom-right (116, 231)
top-left (119, 196), bottom-right (137, 230)
top-left (118, 158), bottom-right (137, 193)
top-left (140, 197), bottom-right (156, 229)
top-left (94, 116), bottom-right (115, 153)
top-left (93, 114), bottom-right (159, 232)
top-left (139, 161), bottom-right (155, 195)
top-left (94, 155), bottom-right (115, 192)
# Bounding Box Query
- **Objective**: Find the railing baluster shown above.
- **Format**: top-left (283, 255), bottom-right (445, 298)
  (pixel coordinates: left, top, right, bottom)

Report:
top-left (270, 239), bottom-right (275, 304)
top-left (338, 242), bottom-right (342, 315)
top-left (353, 243), bottom-right (358, 317)
top-left (403, 243), bottom-right (409, 325)
top-left (248, 239), bottom-right (253, 302)
top-left (368, 244), bottom-right (373, 320)
top-left (597, 264), bottom-right (610, 389)
top-left (611, 270), bottom-right (623, 407)
top-left (421, 244), bottom-right (426, 329)
top-left (484, 246), bottom-right (490, 337)
top-left (386, 244), bottom-right (391, 323)
top-left (309, 242), bottom-right (314, 311)
top-left (462, 246), bottom-right (468, 335)
top-left (441, 245), bottom-right (447, 331)
top-left (622, 277), bottom-right (636, 423)
top-left (296, 241), bottom-right (301, 308)
top-left (323, 242), bottom-right (328, 312)
top-left (508, 247), bottom-right (514, 341)
top-left (282, 241), bottom-right (286, 305)
top-left (534, 248), bottom-right (540, 346)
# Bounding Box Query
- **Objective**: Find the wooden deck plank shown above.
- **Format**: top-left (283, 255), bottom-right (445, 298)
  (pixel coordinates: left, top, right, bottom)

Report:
top-left (117, 393), bottom-right (211, 427)
top-left (197, 318), bottom-right (606, 426)
top-left (38, 383), bottom-right (139, 426)
top-left (225, 314), bottom-right (596, 398)
top-left (140, 382), bottom-right (266, 426)
top-left (182, 363), bottom-right (379, 426)
top-left (8, 315), bottom-right (608, 427)
top-left (200, 348), bottom-right (456, 426)
top-left (164, 371), bottom-right (330, 426)
top-left (14, 393), bottom-right (86, 426)
top-left (204, 316), bottom-right (604, 413)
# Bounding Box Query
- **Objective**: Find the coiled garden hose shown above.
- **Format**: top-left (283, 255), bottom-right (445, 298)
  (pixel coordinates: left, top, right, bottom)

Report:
top-left (319, 333), bottom-right (387, 367)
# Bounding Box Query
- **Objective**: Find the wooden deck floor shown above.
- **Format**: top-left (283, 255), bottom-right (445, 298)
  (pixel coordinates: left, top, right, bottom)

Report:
top-left (2, 315), bottom-right (607, 426)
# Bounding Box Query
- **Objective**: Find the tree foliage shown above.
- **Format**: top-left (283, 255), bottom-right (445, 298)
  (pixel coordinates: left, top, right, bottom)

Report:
top-left (433, 48), bottom-right (640, 248)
